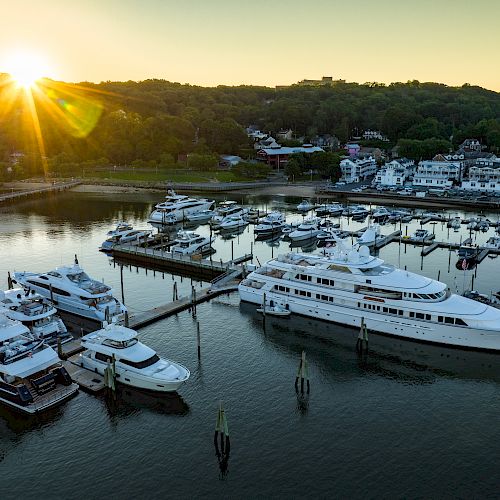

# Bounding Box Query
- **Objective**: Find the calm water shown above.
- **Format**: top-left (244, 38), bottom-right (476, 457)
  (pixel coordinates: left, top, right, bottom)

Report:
top-left (0, 190), bottom-right (499, 499)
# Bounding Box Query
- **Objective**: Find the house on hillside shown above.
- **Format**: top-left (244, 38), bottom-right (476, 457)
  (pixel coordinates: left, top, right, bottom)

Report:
top-left (460, 155), bottom-right (500, 192)
top-left (257, 144), bottom-right (324, 170)
top-left (358, 147), bottom-right (384, 161)
top-left (374, 158), bottom-right (415, 187)
top-left (459, 138), bottom-right (483, 153)
top-left (345, 143), bottom-right (360, 157)
top-left (362, 130), bottom-right (389, 142)
top-left (340, 157), bottom-right (377, 183)
top-left (412, 159), bottom-right (462, 188)
top-left (310, 135), bottom-right (339, 150)
top-left (277, 129), bottom-right (293, 141)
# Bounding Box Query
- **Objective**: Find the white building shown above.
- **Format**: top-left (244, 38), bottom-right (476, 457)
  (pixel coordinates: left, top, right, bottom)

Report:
top-left (340, 157), bottom-right (377, 183)
top-left (375, 159), bottom-right (415, 186)
top-left (460, 155), bottom-right (500, 192)
top-left (412, 160), bottom-right (461, 189)
top-left (362, 130), bottom-right (388, 142)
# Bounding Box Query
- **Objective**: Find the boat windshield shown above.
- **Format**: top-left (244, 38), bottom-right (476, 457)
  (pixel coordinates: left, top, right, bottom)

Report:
top-left (103, 338), bottom-right (138, 348)
top-left (67, 272), bottom-right (91, 283)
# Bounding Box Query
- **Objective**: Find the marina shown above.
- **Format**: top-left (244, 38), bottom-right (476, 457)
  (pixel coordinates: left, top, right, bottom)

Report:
top-left (1, 188), bottom-right (499, 498)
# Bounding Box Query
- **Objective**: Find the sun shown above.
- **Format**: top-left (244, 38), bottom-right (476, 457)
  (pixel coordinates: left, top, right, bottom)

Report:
top-left (4, 51), bottom-right (48, 89)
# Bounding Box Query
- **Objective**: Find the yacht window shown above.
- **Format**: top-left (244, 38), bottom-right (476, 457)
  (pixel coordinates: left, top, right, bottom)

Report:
top-left (383, 307), bottom-right (388, 313)
top-left (416, 313), bottom-right (425, 320)
top-left (322, 295), bottom-right (329, 301)
top-left (47, 271), bottom-right (62, 278)
top-left (445, 317), bottom-right (454, 324)
top-left (119, 354), bottom-right (160, 369)
top-left (398, 310), bottom-right (403, 316)
top-left (425, 314), bottom-right (431, 321)
top-left (95, 352), bottom-right (111, 363)
top-left (67, 272), bottom-right (90, 283)
top-left (377, 306), bottom-right (380, 311)
top-left (438, 316), bottom-right (444, 323)
top-left (455, 318), bottom-right (468, 326)
top-left (39, 275), bottom-right (49, 280)
top-left (389, 308), bottom-right (397, 315)
top-left (409, 312), bottom-right (415, 318)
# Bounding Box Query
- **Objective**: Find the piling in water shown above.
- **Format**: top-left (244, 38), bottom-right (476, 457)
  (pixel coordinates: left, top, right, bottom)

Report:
top-left (295, 350), bottom-right (310, 394)
top-left (356, 317), bottom-right (369, 353)
top-left (214, 401), bottom-right (230, 479)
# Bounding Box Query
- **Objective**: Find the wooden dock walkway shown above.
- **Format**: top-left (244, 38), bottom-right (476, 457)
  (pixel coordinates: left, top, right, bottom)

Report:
top-left (62, 356), bottom-right (105, 393)
top-left (112, 242), bottom-right (252, 281)
top-left (129, 283), bottom-right (239, 329)
top-left (0, 181), bottom-right (80, 203)
top-left (421, 242), bottom-right (440, 256)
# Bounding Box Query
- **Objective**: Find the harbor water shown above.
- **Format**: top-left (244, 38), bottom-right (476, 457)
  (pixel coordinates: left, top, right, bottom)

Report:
top-left (0, 190), bottom-right (499, 499)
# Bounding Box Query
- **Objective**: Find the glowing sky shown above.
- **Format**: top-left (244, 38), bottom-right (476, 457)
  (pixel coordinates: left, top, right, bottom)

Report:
top-left (0, 0), bottom-right (498, 90)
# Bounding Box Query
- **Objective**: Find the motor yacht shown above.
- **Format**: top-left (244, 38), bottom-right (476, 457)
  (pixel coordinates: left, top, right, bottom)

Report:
top-left (357, 224), bottom-right (381, 247)
top-left (219, 215), bottom-right (249, 231)
top-left (100, 228), bottom-right (153, 251)
top-left (351, 207), bottom-right (370, 220)
top-left (297, 200), bottom-right (313, 211)
top-left (186, 209), bottom-right (214, 223)
top-left (254, 212), bottom-right (286, 236)
top-left (238, 240), bottom-right (500, 350)
top-left (0, 313), bottom-right (78, 413)
top-left (78, 322), bottom-right (190, 392)
top-left (0, 289), bottom-right (72, 346)
top-left (171, 230), bottom-right (215, 255)
top-left (372, 207), bottom-right (391, 222)
top-left (107, 222), bottom-right (133, 237)
top-left (288, 218), bottom-right (323, 241)
top-left (210, 201), bottom-right (248, 227)
top-left (13, 257), bottom-right (127, 324)
top-left (448, 217), bottom-right (462, 231)
top-left (148, 190), bottom-right (214, 226)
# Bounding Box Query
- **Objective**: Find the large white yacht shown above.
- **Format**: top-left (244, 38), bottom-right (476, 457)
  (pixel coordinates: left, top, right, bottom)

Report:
top-left (210, 201), bottom-right (248, 227)
top-left (238, 241), bottom-right (500, 351)
top-left (148, 190), bottom-right (214, 226)
top-left (78, 323), bottom-right (190, 392)
top-left (13, 257), bottom-right (127, 324)
top-left (0, 288), bottom-right (72, 346)
top-left (288, 218), bottom-right (323, 241)
top-left (0, 313), bottom-right (78, 413)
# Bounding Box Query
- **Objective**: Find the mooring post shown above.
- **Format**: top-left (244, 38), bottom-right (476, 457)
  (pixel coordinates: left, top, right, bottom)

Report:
top-left (57, 335), bottom-right (63, 359)
top-left (7, 272), bottom-right (13, 290)
top-left (356, 317), bottom-right (368, 353)
top-left (197, 321), bottom-right (201, 360)
top-left (120, 264), bottom-right (125, 305)
top-left (295, 350), bottom-right (310, 393)
top-left (437, 269), bottom-right (441, 281)
top-left (124, 310), bottom-right (129, 327)
top-left (262, 292), bottom-right (266, 317)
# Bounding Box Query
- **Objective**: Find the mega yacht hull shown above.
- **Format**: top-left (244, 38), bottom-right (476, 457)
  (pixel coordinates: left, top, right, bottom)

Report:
top-left (239, 286), bottom-right (500, 351)
top-left (149, 201), bottom-right (214, 224)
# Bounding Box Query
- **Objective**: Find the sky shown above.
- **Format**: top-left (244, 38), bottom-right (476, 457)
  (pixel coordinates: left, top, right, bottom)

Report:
top-left (0, 0), bottom-right (499, 91)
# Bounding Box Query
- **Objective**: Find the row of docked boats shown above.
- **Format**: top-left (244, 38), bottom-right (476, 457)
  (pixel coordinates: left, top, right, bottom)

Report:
top-left (1, 258), bottom-right (190, 413)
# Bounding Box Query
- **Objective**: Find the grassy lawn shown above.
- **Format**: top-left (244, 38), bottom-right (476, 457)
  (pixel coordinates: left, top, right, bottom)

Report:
top-left (84, 169), bottom-right (251, 183)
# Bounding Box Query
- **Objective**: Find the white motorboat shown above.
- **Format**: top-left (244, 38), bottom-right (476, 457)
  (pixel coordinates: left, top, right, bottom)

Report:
top-left (412, 229), bottom-right (435, 240)
top-left (254, 212), bottom-right (286, 236)
top-left (107, 222), bottom-right (133, 237)
top-left (238, 241), bottom-right (500, 350)
top-left (297, 200), bottom-right (313, 211)
top-left (78, 322), bottom-right (190, 392)
top-left (449, 217), bottom-right (462, 231)
top-left (13, 257), bottom-right (127, 324)
top-left (0, 289), bottom-right (72, 346)
top-left (186, 209), bottom-right (214, 222)
top-left (210, 201), bottom-right (248, 227)
top-left (485, 237), bottom-right (500, 250)
top-left (256, 304), bottom-right (291, 317)
top-left (357, 224), bottom-right (381, 247)
top-left (219, 215), bottom-right (249, 231)
top-left (100, 228), bottom-right (153, 251)
top-left (372, 207), bottom-right (391, 221)
top-left (171, 230), bottom-right (215, 255)
top-left (148, 190), bottom-right (214, 226)
top-left (351, 207), bottom-right (370, 220)
top-left (288, 218), bottom-right (323, 241)
top-left (0, 313), bottom-right (78, 413)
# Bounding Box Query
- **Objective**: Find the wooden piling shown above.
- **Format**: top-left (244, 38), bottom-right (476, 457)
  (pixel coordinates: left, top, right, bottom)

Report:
top-left (295, 350), bottom-right (310, 393)
top-left (7, 272), bottom-right (13, 290)
top-left (196, 321), bottom-right (201, 360)
top-left (120, 264), bottom-right (125, 305)
top-left (356, 317), bottom-right (369, 353)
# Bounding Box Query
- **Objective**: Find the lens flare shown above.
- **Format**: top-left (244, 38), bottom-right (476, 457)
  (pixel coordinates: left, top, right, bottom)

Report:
top-left (4, 51), bottom-right (47, 89)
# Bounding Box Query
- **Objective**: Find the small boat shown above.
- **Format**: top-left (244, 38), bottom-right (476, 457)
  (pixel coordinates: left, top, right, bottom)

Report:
top-left (256, 304), bottom-right (291, 317)
top-left (457, 245), bottom-right (479, 260)
top-left (171, 230), bottom-right (215, 255)
top-left (211, 202), bottom-right (248, 227)
top-left (484, 236), bottom-right (500, 250)
top-left (186, 209), bottom-right (214, 222)
top-left (100, 228), bottom-right (153, 251)
top-left (412, 229), bottom-right (435, 241)
top-left (107, 222), bottom-right (133, 237)
top-left (297, 200), bottom-right (313, 211)
top-left (254, 212), bottom-right (286, 236)
top-left (288, 218), bottom-right (323, 241)
top-left (372, 207), bottom-right (391, 222)
top-left (79, 322), bottom-right (190, 392)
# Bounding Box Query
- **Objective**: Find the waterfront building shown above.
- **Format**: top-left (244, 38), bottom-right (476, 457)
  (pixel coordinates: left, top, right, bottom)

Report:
top-left (257, 144), bottom-right (324, 169)
top-left (374, 158), bottom-right (415, 186)
top-left (460, 155), bottom-right (500, 192)
top-left (412, 159), bottom-right (461, 188)
top-left (459, 138), bottom-right (483, 153)
top-left (362, 130), bottom-right (389, 142)
top-left (345, 143), bottom-right (361, 157)
top-left (276, 129), bottom-right (293, 141)
top-left (340, 156), bottom-right (377, 183)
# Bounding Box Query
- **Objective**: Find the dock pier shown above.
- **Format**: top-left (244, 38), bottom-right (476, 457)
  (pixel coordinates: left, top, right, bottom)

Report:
top-left (0, 181), bottom-right (80, 204)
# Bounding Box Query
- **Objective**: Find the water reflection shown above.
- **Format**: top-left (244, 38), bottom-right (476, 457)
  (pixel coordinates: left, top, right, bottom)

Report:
top-left (240, 302), bottom-right (500, 384)
top-left (104, 386), bottom-right (190, 419)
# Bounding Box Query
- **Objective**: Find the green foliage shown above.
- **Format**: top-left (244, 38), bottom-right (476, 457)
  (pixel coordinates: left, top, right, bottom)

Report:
top-left (232, 161), bottom-right (271, 179)
top-left (186, 153), bottom-right (218, 170)
top-left (285, 151), bottom-right (340, 180)
top-left (0, 76), bottom-right (498, 180)
top-left (396, 138), bottom-right (452, 160)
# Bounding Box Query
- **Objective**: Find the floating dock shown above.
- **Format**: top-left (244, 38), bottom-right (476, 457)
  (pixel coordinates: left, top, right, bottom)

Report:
top-left (62, 356), bottom-right (105, 393)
